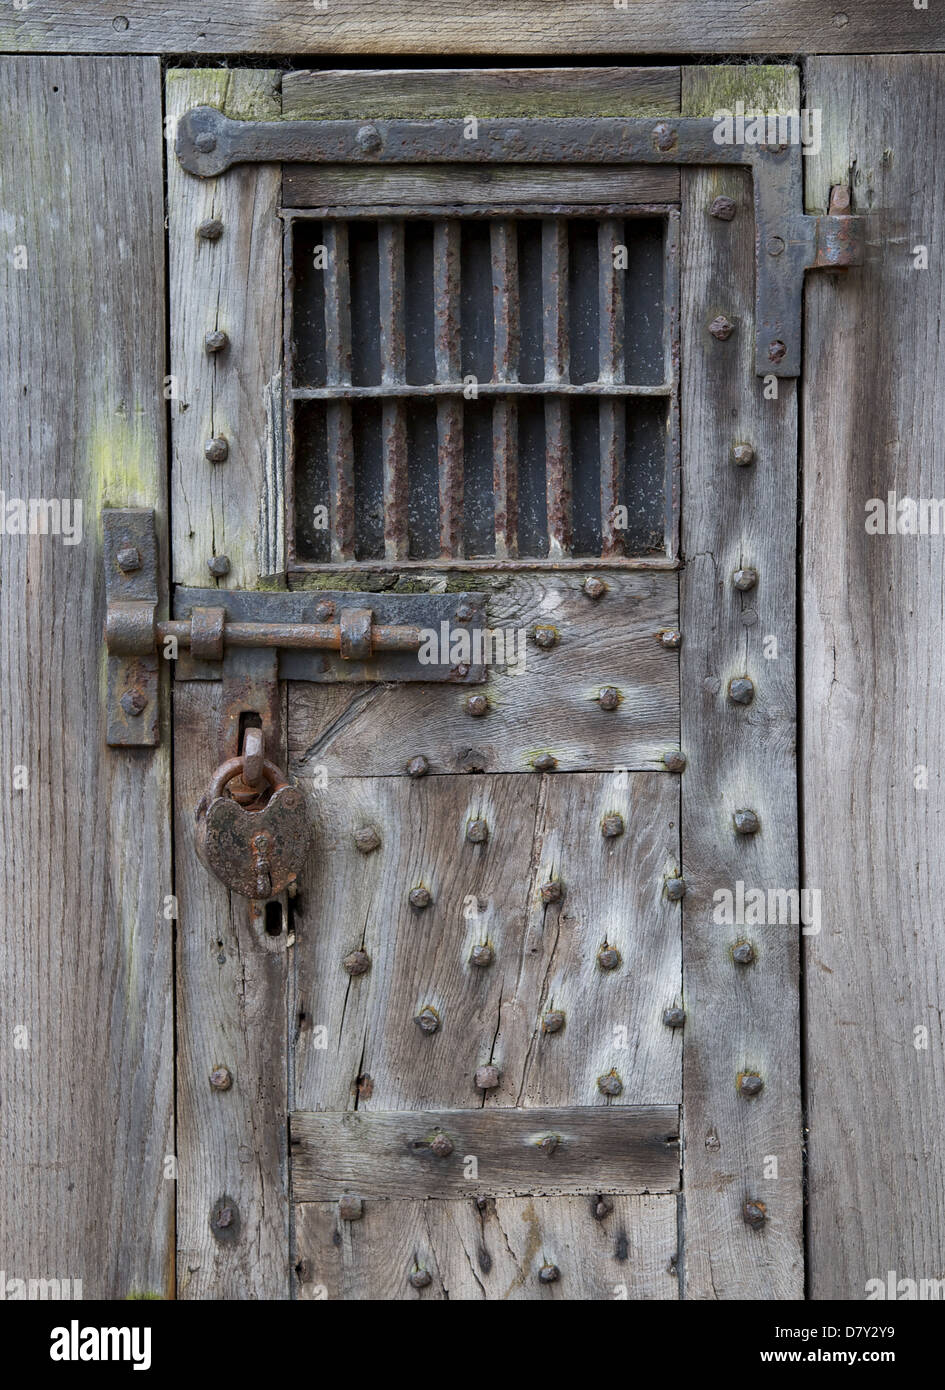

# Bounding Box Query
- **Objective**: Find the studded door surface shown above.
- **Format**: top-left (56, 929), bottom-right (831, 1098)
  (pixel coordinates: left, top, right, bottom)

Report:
top-left (169, 65), bottom-right (802, 1302)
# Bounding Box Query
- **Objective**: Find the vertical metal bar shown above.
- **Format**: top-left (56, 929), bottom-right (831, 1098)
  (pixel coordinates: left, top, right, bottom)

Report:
top-left (434, 220), bottom-right (463, 558)
top-left (542, 219), bottom-right (571, 556)
top-left (492, 220), bottom-right (519, 558)
top-left (598, 218), bottom-right (626, 557)
top-left (324, 220), bottom-right (355, 560)
top-left (282, 215), bottom-right (297, 570)
top-left (378, 220), bottom-right (408, 560)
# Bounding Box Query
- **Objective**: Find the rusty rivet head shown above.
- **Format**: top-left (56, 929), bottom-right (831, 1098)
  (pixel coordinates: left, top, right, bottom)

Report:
top-left (207, 554), bottom-right (230, 577)
top-left (765, 235), bottom-right (786, 258)
top-left (454, 600), bottom-right (475, 622)
top-left (709, 315), bottom-right (735, 341)
top-left (652, 122), bottom-right (677, 151)
top-left (664, 875), bottom-right (687, 901)
top-left (663, 1007), bottom-right (686, 1029)
top-left (540, 879), bottom-right (563, 904)
top-left (601, 813), bottom-right (624, 839)
top-left (406, 755), bottom-right (430, 778)
top-left (415, 1006), bottom-right (440, 1034)
top-left (212, 1203), bottom-right (234, 1230)
top-left (408, 1269), bottom-right (432, 1290)
top-left (598, 686), bottom-right (620, 711)
top-left (465, 694), bottom-right (489, 718)
top-left (542, 1010), bottom-right (566, 1035)
top-left (354, 825), bottom-right (382, 854)
top-left (739, 1073), bottom-right (764, 1097)
top-left (195, 130), bottom-right (217, 153)
top-left (728, 677), bottom-right (755, 706)
top-left (343, 950), bottom-right (371, 977)
top-left (732, 442), bottom-right (756, 467)
top-left (408, 885), bottom-right (432, 910)
top-left (539, 1263), bottom-right (561, 1284)
top-left (429, 1133), bottom-right (454, 1158)
top-left (197, 218), bottom-right (224, 241)
top-left (339, 1195), bottom-right (364, 1221)
top-left (204, 435), bottom-right (229, 464)
top-left (733, 566), bottom-right (758, 591)
top-left (597, 945), bottom-right (621, 971)
top-left (659, 629), bottom-right (682, 650)
top-left (768, 340), bottom-right (787, 364)
top-left (593, 1196), bottom-right (614, 1220)
top-left (743, 1199), bottom-right (768, 1230)
top-left (475, 1064), bottom-right (500, 1091)
top-left (663, 750), bottom-right (687, 773)
top-left (533, 625), bottom-right (558, 649)
top-left (532, 752), bottom-right (558, 772)
top-left (209, 1066), bottom-right (233, 1091)
top-left (733, 808), bottom-right (761, 835)
top-left (357, 124), bottom-right (383, 153)
top-left (313, 599), bottom-right (336, 622)
top-left (537, 1133), bottom-right (561, 1155)
top-left (732, 941), bottom-right (755, 965)
top-left (597, 1070), bottom-right (623, 1097)
top-left (708, 195), bottom-right (737, 221)
top-left (466, 818), bottom-right (489, 844)
top-left (583, 576), bottom-right (607, 599)
top-left (204, 328), bottom-right (229, 354)
top-left (470, 943), bottom-right (494, 968)
top-left (120, 689), bottom-right (147, 717)
top-left (116, 544), bottom-right (141, 573)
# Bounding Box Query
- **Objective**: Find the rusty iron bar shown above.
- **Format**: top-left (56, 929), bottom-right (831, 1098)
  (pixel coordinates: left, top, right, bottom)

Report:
top-left (157, 617), bottom-right (423, 654)
top-left (378, 220), bottom-right (409, 561)
top-left (291, 381), bottom-right (669, 398)
top-left (491, 219), bottom-right (519, 560)
top-left (433, 220), bottom-right (463, 559)
top-left (542, 220), bottom-right (572, 557)
top-left (598, 218), bottom-right (626, 558)
top-left (324, 220), bottom-right (356, 560)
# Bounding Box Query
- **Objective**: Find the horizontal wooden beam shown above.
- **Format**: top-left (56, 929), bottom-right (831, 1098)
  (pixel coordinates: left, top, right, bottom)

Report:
top-left (291, 1106), bottom-right (680, 1199)
top-left (282, 67), bottom-right (680, 119)
top-left (2, 3), bottom-right (941, 55)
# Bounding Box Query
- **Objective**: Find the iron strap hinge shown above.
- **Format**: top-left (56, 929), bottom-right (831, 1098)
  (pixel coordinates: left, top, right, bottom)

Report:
top-left (104, 509), bottom-right (486, 747)
top-left (175, 109), bottom-right (866, 378)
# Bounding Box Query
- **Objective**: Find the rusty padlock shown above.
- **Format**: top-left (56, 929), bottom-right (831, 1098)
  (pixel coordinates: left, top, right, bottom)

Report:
top-left (195, 753), bottom-right (312, 899)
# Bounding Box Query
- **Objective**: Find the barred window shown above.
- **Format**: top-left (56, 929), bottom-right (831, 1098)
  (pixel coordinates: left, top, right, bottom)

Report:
top-left (287, 208), bottom-right (678, 569)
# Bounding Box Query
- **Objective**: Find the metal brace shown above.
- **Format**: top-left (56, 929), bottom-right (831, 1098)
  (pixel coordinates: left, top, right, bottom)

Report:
top-left (176, 109), bottom-right (866, 378)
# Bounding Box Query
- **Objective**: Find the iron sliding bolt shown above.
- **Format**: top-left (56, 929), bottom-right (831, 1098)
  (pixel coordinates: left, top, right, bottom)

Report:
top-left (106, 604), bottom-right (425, 663)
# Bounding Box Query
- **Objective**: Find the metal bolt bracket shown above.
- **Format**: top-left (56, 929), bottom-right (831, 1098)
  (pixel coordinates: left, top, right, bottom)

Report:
top-left (176, 112), bottom-right (864, 378)
top-left (104, 509), bottom-right (159, 747)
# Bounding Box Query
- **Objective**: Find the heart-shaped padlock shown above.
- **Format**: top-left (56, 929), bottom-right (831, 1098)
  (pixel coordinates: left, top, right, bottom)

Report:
top-left (195, 755), bottom-right (312, 899)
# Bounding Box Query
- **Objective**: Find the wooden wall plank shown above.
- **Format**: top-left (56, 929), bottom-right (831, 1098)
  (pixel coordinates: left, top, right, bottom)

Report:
top-left (288, 572), bottom-right (680, 776)
top-left (292, 773), bottom-right (680, 1113)
top-left (281, 66), bottom-right (680, 119)
top-left (803, 55), bottom-right (945, 1301)
top-left (174, 683), bottom-right (290, 1299)
top-left (291, 1107), bottom-right (680, 1199)
top-left (0, 56), bottom-right (172, 1299)
top-left (295, 1195), bottom-right (679, 1300)
top-left (679, 67), bottom-right (803, 1300)
top-left (2, 3), bottom-right (942, 56)
top-left (167, 69), bottom-right (285, 589)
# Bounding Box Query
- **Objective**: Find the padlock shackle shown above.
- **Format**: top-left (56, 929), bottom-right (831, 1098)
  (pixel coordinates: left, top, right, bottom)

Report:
top-left (206, 755), bottom-right (290, 803)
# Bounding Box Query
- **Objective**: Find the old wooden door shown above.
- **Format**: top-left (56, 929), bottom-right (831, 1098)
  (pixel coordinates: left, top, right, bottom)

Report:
top-left (165, 63), bottom-right (808, 1300)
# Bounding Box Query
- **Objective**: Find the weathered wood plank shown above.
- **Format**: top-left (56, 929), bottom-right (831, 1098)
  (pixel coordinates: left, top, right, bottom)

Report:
top-left (3, 4), bottom-right (941, 56)
top-left (288, 572), bottom-right (680, 775)
top-left (292, 1107), bottom-right (680, 1199)
top-left (174, 683), bottom-right (290, 1299)
top-left (295, 1194), bottom-right (679, 1300)
top-left (0, 56), bottom-right (172, 1299)
top-left (283, 164), bottom-right (681, 210)
top-left (167, 69), bottom-right (284, 588)
top-left (282, 66), bottom-right (680, 119)
top-left (803, 55), bottom-right (945, 1301)
top-left (292, 773), bottom-right (680, 1113)
top-left (679, 66), bottom-right (803, 1300)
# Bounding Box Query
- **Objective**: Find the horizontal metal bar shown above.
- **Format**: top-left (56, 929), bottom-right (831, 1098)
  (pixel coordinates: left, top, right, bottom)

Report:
top-left (288, 554), bottom-right (678, 574)
top-left (159, 618), bottom-right (423, 654)
top-left (290, 381), bottom-right (671, 400)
